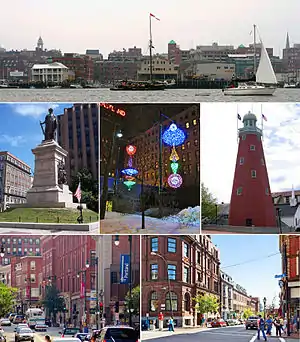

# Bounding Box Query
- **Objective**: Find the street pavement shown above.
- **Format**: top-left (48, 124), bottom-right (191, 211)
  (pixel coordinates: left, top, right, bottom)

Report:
top-left (141, 325), bottom-right (294, 342)
top-left (100, 211), bottom-right (200, 234)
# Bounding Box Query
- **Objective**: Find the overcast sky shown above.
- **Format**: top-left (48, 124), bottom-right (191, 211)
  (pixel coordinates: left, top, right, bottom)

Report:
top-left (201, 103), bottom-right (300, 203)
top-left (1, 1), bottom-right (299, 58)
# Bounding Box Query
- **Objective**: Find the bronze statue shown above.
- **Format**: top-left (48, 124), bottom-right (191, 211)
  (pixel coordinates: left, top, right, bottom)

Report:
top-left (40, 108), bottom-right (57, 141)
top-left (58, 160), bottom-right (68, 185)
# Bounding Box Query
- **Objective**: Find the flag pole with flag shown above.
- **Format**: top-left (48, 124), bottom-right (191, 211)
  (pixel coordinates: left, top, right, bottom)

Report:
top-left (237, 105), bottom-right (241, 143)
top-left (74, 178), bottom-right (83, 223)
top-left (261, 104), bottom-right (267, 141)
top-left (149, 13), bottom-right (160, 81)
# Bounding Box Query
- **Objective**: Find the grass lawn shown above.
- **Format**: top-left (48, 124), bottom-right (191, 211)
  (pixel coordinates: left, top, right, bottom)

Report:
top-left (0, 208), bottom-right (99, 224)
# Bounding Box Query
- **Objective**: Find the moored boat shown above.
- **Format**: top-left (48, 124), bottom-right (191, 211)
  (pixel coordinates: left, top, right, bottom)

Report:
top-left (110, 80), bottom-right (165, 91)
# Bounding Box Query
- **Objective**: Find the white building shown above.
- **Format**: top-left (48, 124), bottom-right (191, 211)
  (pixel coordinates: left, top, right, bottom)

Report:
top-left (31, 62), bottom-right (69, 83)
top-left (138, 55), bottom-right (178, 81)
top-left (183, 62), bottom-right (235, 81)
top-left (220, 271), bottom-right (234, 320)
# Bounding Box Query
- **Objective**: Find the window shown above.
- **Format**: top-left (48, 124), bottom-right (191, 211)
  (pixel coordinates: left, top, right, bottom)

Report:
top-left (183, 243), bottom-right (189, 258)
top-left (111, 271), bottom-right (118, 283)
top-left (242, 135), bottom-right (246, 140)
top-left (265, 188), bottom-right (269, 195)
top-left (185, 122), bottom-right (189, 128)
top-left (250, 145), bottom-right (255, 151)
top-left (237, 187), bottom-right (242, 195)
top-left (151, 264), bottom-right (158, 280)
top-left (30, 261), bottom-right (36, 270)
top-left (167, 264), bottom-right (176, 280)
top-left (149, 291), bottom-right (158, 311)
top-left (167, 238), bottom-right (176, 253)
top-left (193, 119), bottom-right (197, 126)
top-left (184, 292), bottom-right (191, 311)
top-left (30, 274), bottom-right (36, 282)
top-left (240, 157), bottom-right (244, 165)
top-left (165, 292), bottom-right (178, 311)
top-left (194, 139), bottom-right (198, 146)
top-left (251, 170), bottom-right (257, 178)
top-left (151, 237), bottom-right (158, 252)
top-left (183, 267), bottom-right (189, 283)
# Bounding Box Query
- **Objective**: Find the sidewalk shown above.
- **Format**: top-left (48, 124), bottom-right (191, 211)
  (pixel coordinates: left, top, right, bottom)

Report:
top-left (100, 211), bottom-right (200, 234)
top-left (141, 327), bottom-right (205, 340)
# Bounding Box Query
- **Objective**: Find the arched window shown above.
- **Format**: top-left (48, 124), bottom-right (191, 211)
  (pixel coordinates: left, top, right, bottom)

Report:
top-left (149, 291), bottom-right (158, 312)
top-left (184, 292), bottom-right (191, 311)
top-left (165, 291), bottom-right (178, 311)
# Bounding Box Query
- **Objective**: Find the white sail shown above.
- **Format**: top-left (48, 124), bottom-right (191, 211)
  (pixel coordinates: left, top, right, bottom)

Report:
top-left (256, 41), bottom-right (277, 84)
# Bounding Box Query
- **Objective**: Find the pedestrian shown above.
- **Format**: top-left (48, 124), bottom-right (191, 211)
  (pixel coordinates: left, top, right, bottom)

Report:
top-left (292, 315), bottom-right (298, 333)
top-left (274, 316), bottom-right (282, 337)
top-left (168, 316), bottom-right (174, 332)
top-left (44, 335), bottom-right (51, 342)
top-left (281, 317), bottom-right (286, 335)
top-left (201, 316), bottom-right (205, 327)
top-left (257, 315), bottom-right (267, 341)
top-left (265, 315), bottom-right (272, 336)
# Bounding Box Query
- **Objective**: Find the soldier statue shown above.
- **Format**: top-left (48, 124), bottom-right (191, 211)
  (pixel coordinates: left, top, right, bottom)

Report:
top-left (40, 108), bottom-right (57, 141)
top-left (57, 160), bottom-right (68, 185)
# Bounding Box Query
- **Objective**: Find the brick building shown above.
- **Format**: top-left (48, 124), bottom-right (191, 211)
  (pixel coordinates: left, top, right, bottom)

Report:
top-left (142, 235), bottom-right (220, 328)
top-left (57, 103), bottom-right (99, 181)
top-left (96, 60), bottom-right (139, 84)
top-left (232, 283), bottom-right (250, 318)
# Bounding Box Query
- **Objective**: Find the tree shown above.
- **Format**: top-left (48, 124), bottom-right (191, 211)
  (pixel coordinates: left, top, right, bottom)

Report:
top-left (42, 285), bottom-right (65, 317)
top-left (194, 293), bottom-right (219, 316)
top-left (243, 307), bottom-right (254, 319)
top-left (201, 183), bottom-right (218, 219)
top-left (124, 285), bottom-right (140, 315)
top-left (0, 283), bottom-right (17, 317)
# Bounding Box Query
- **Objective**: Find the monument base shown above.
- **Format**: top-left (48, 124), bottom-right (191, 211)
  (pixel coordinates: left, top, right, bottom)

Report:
top-left (27, 184), bottom-right (73, 205)
top-left (9, 202), bottom-right (86, 209)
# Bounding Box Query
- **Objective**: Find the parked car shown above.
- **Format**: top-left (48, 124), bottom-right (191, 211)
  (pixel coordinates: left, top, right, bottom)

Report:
top-left (13, 316), bottom-right (25, 324)
top-left (245, 316), bottom-right (259, 330)
top-left (15, 328), bottom-right (34, 342)
top-left (211, 319), bottom-right (227, 328)
top-left (14, 324), bottom-right (29, 332)
top-left (74, 334), bottom-right (90, 342)
top-left (98, 326), bottom-right (138, 342)
top-left (59, 328), bottom-right (81, 338)
top-left (226, 319), bottom-right (235, 326)
top-left (34, 324), bottom-right (48, 332)
top-left (0, 320), bottom-right (11, 327)
top-left (8, 314), bottom-right (17, 322)
top-left (0, 332), bottom-right (6, 342)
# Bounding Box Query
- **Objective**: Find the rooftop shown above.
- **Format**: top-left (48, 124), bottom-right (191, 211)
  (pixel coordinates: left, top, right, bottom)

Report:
top-left (31, 62), bottom-right (68, 70)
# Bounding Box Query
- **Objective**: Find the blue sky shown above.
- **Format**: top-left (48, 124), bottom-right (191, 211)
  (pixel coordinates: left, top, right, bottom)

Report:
top-left (0, 103), bottom-right (72, 173)
top-left (211, 235), bottom-right (282, 308)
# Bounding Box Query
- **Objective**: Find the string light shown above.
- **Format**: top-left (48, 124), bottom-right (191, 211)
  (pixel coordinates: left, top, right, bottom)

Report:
top-left (121, 168), bottom-right (138, 177)
top-left (162, 123), bottom-right (186, 146)
top-left (168, 174), bottom-right (183, 188)
top-left (123, 180), bottom-right (136, 190)
top-left (122, 145), bottom-right (138, 190)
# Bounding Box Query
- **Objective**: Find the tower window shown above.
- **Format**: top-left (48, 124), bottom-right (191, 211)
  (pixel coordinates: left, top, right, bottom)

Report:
top-left (239, 157), bottom-right (244, 165)
top-left (261, 158), bottom-right (265, 165)
top-left (242, 135), bottom-right (246, 140)
top-left (250, 145), bottom-right (255, 151)
top-left (266, 188), bottom-right (269, 195)
top-left (237, 187), bottom-right (242, 195)
top-left (251, 170), bottom-right (257, 178)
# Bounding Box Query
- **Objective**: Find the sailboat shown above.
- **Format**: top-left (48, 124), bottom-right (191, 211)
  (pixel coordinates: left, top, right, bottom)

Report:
top-left (110, 13), bottom-right (165, 91)
top-left (223, 25), bottom-right (277, 96)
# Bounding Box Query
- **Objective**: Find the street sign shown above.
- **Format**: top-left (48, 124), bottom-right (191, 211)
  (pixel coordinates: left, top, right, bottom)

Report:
top-left (120, 254), bottom-right (130, 284)
top-left (87, 297), bottom-right (97, 301)
top-left (274, 274), bottom-right (286, 278)
top-left (278, 280), bottom-right (284, 288)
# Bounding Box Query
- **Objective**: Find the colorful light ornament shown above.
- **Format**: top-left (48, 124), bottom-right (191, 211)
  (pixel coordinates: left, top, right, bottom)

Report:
top-left (121, 145), bottom-right (138, 190)
top-left (162, 123), bottom-right (186, 189)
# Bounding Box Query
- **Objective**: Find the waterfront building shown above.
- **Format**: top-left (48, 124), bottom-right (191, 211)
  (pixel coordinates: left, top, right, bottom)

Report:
top-left (138, 56), bottom-right (178, 81)
top-left (31, 62), bottom-right (70, 83)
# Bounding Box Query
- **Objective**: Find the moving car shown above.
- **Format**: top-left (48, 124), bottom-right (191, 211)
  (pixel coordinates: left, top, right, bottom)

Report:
top-left (0, 320), bottom-right (11, 327)
top-left (13, 316), bottom-right (25, 324)
top-left (74, 333), bottom-right (90, 342)
top-left (14, 324), bottom-right (29, 332)
top-left (15, 328), bottom-right (34, 342)
top-left (34, 324), bottom-right (48, 332)
top-left (8, 314), bottom-right (17, 322)
top-left (245, 316), bottom-right (259, 330)
top-left (98, 326), bottom-right (138, 342)
top-left (59, 328), bottom-right (81, 338)
top-left (211, 319), bottom-right (227, 328)
top-left (0, 332), bottom-right (6, 342)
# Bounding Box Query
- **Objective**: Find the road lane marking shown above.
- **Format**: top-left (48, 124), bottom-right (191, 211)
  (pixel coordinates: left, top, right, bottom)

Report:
top-left (279, 338), bottom-right (285, 342)
top-left (249, 334), bottom-right (257, 342)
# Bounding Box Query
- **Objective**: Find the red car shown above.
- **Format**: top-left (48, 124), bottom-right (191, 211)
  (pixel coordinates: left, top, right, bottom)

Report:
top-left (211, 319), bottom-right (227, 328)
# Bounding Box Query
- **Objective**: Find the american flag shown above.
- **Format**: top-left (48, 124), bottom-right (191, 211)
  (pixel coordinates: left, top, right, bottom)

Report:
top-left (262, 114), bottom-right (268, 122)
top-left (74, 182), bottom-right (81, 202)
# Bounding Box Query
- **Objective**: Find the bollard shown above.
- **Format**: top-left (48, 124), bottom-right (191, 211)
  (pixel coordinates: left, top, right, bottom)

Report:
top-left (19, 216), bottom-right (21, 222)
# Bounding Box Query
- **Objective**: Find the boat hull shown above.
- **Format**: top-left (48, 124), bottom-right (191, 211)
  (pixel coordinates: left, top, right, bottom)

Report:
top-left (223, 87), bottom-right (276, 96)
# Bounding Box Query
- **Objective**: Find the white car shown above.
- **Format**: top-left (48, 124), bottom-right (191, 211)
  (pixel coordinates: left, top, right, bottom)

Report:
top-left (53, 338), bottom-right (81, 342)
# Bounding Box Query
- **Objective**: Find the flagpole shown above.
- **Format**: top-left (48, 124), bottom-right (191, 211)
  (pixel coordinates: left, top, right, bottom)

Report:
top-left (261, 104), bottom-right (264, 141)
top-left (149, 14), bottom-right (153, 82)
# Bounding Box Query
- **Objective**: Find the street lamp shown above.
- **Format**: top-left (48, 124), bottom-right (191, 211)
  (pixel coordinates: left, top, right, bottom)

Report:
top-left (25, 277), bottom-right (33, 308)
top-left (114, 235), bottom-right (133, 327)
top-left (0, 244), bottom-right (4, 257)
top-left (276, 208), bottom-right (282, 234)
top-left (150, 251), bottom-right (173, 317)
top-left (77, 260), bottom-right (90, 325)
top-left (263, 297), bottom-right (266, 319)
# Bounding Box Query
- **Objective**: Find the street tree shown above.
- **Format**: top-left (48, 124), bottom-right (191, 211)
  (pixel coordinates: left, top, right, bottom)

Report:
top-left (124, 285), bottom-right (140, 315)
top-left (243, 308), bottom-right (254, 319)
top-left (0, 283), bottom-right (17, 317)
top-left (201, 183), bottom-right (218, 219)
top-left (194, 293), bottom-right (219, 316)
top-left (43, 285), bottom-right (65, 318)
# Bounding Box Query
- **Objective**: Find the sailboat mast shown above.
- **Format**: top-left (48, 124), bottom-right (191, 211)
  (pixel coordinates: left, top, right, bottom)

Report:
top-left (149, 15), bottom-right (153, 82)
top-left (253, 24), bottom-right (257, 74)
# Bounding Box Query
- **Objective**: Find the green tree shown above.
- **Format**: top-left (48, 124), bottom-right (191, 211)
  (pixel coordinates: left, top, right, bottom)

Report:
top-left (42, 285), bottom-right (65, 317)
top-left (243, 307), bottom-right (254, 319)
top-left (0, 283), bottom-right (17, 317)
top-left (201, 183), bottom-right (218, 219)
top-left (124, 285), bottom-right (140, 315)
top-left (194, 293), bottom-right (219, 316)
top-left (70, 168), bottom-right (98, 212)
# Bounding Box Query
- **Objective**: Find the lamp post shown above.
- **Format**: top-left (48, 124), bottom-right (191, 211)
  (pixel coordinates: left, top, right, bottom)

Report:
top-left (150, 251), bottom-right (173, 317)
top-left (77, 260), bottom-right (90, 326)
top-left (114, 235), bottom-right (133, 327)
top-left (263, 297), bottom-right (266, 320)
top-left (215, 204), bottom-right (218, 225)
top-left (276, 208), bottom-right (282, 234)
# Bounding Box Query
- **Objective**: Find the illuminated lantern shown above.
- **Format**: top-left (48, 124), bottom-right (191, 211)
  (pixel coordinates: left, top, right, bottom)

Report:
top-left (122, 145), bottom-right (138, 190)
top-left (123, 180), bottom-right (136, 190)
top-left (121, 168), bottom-right (139, 177)
top-left (168, 174), bottom-right (183, 189)
top-left (162, 123), bottom-right (186, 147)
top-left (126, 145), bottom-right (137, 156)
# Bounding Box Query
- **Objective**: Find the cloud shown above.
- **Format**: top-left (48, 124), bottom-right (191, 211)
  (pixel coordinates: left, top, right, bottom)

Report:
top-left (0, 134), bottom-right (26, 147)
top-left (201, 103), bottom-right (300, 202)
top-left (9, 103), bottom-right (60, 118)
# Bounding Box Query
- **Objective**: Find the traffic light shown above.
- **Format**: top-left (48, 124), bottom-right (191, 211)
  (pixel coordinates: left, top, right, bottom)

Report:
top-left (99, 302), bottom-right (103, 314)
top-left (115, 301), bottom-right (119, 313)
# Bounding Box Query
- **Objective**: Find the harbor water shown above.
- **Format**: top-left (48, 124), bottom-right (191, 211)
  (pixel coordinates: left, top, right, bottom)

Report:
top-left (0, 88), bottom-right (300, 102)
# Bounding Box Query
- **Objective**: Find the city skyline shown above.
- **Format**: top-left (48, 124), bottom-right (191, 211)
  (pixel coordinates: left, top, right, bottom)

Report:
top-left (0, 103), bottom-right (72, 172)
top-left (211, 234), bottom-right (281, 307)
top-left (1, 1), bottom-right (300, 58)
top-left (201, 102), bottom-right (300, 203)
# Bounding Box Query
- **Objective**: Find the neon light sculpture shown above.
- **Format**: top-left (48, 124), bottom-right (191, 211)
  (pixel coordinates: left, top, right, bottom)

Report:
top-left (162, 123), bottom-right (186, 189)
top-left (121, 145), bottom-right (138, 190)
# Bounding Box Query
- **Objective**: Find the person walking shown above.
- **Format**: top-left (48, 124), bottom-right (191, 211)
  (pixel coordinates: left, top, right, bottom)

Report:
top-left (265, 316), bottom-right (273, 336)
top-left (257, 315), bottom-right (267, 341)
top-left (44, 335), bottom-right (51, 342)
top-left (274, 316), bottom-right (282, 337)
top-left (168, 316), bottom-right (175, 332)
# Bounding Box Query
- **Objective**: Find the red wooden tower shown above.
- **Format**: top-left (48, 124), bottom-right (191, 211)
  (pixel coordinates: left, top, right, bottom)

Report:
top-left (228, 111), bottom-right (276, 227)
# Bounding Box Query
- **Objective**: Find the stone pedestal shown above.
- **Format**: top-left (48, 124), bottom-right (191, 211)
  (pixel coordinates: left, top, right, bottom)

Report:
top-left (26, 140), bottom-right (78, 208)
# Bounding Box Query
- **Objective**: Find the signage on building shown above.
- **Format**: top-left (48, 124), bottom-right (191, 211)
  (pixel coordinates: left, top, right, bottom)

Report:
top-left (274, 273), bottom-right (286, 278)
top-left (120, 254), bottom-right (130, 284)
top-left (100, 103), bottom-right (126, 117)
top-left (10, 71), bottom-right (24, 77)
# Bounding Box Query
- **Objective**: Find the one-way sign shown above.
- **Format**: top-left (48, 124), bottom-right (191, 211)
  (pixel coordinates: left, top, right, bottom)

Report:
top-left (274, 274), bottom-right (286, 278)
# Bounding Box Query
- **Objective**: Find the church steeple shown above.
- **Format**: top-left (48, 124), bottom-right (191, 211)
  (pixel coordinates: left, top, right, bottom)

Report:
top-left (37, 36), bottom-right (44, 51)
top-left (285, 32), bottom-right (290, 49)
